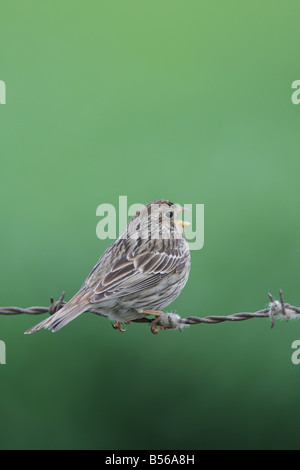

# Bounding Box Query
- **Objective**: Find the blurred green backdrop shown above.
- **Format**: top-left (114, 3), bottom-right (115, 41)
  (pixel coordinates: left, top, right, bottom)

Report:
top-left (0, 0), bottom-right (300, 450)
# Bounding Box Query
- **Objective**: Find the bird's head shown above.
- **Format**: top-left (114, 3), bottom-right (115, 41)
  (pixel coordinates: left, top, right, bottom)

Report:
top-left (127, 199), bottom-right (190, 241)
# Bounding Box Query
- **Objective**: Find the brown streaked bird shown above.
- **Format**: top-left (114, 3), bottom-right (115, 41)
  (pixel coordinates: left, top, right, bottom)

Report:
top-left (25, 199), bottom-right (191, 335)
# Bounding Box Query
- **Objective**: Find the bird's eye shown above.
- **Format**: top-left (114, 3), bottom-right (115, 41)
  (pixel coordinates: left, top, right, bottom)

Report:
top-left (165, 211), bottom-right (174, 219)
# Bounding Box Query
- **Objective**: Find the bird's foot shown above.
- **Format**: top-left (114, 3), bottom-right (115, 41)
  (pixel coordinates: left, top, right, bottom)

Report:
top-left (142, 309), bottom-right (164, 335)
top-left (112, 321), bottom-right (126, 332)
top-left (150, 318), bottom-right (164, 335)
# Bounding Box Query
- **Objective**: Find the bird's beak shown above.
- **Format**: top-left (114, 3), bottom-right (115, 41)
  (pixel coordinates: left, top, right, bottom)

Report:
top-left (175, 219), bottom-right (191, 228)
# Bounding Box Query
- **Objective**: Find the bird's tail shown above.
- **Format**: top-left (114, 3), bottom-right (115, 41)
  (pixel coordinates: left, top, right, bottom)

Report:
top-left (24, 290), bottom-right (90, 334)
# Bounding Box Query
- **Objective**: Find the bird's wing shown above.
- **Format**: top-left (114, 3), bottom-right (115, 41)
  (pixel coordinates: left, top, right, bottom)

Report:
top-left (85, 238), bottom-right (189, 303)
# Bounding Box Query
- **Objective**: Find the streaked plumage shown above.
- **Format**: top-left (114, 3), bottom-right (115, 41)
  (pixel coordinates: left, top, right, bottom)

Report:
top-left (25, 199), bottom-right (191, 334)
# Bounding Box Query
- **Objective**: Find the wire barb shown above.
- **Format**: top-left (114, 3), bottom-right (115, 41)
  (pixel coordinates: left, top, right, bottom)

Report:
top-left (0, 289), bottom-right (299, 332)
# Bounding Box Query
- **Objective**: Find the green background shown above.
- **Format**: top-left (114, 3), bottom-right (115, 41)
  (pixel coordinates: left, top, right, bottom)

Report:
top-left (0, 0), bottom-right (300, 450)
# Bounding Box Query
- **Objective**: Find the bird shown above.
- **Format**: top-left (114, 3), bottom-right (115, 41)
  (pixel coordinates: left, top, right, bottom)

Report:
top-left (25, 199), bottom-right (191, 335)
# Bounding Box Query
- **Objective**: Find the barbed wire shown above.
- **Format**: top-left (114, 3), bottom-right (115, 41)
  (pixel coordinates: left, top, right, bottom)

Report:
top-left (150, 290), bottom-right (300, 333)
top-left (0, 292), bottom-right (67, 317)
top-left (0, 289), bottom-right (299, 334)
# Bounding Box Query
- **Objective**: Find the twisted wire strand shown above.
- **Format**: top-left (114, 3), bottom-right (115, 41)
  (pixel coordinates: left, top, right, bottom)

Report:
top-left (0, 289), bottom-right (299, 331)
top-left (0, 292), bottom-right (67, 317)
top-left (180, 310), bottom-right (270, 324)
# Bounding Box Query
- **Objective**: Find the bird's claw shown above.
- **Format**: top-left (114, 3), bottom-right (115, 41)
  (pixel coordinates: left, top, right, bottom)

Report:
top-left (112, 321), bottom-right (126, 332)
top-left (150, 319), bottom-right (164, 335)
